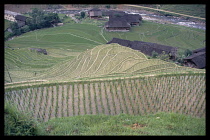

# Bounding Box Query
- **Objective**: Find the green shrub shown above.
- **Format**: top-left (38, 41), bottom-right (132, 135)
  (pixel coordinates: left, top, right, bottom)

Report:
top-left (151, 51), bottom-right (158, 58)
top-left (4, 101), bottom-right (40, 136)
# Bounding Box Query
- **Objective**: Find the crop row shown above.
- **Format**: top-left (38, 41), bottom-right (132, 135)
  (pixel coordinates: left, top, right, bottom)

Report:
top-left (5, 74), bottom-right (205, 122)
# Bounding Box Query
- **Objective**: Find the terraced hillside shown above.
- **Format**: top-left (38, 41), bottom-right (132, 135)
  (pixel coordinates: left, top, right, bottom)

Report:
top-left (5, 44), bottom-right (206, 122)
top-left (5, 44), bottom-right (204, 83)
top-left (5, 72), bottom-right (205, 122)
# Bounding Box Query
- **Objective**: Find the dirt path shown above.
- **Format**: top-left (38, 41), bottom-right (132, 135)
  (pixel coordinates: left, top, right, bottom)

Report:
top-left (94, 82), bottom-right (103, 114)
top-left (57, 85), bottom-right (63, 118)
top-left (78, 84), bottom-right (85, 115)
top-left (44, 86), bottom-right (52, 122)
top-left (84, 84), bottom-right (91, 114)
top-left (68, 85), bottom-right (74, 116)
top-left (90, 83), bottom-right (97, 115)
top-left (124, 4), bottom-right (205, 20)
top-left (104, 82), bottom-right (115, 115)
top-left (62, 85), bottom-right (68, 117)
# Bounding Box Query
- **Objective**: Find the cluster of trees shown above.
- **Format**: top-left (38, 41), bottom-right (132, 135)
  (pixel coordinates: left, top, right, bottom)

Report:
top-left (150, 49), bottom-right (192, 65)
top-left (5, 8), bottom-right (61, 40)
top-left (26, 8), bottom-right (61, 30)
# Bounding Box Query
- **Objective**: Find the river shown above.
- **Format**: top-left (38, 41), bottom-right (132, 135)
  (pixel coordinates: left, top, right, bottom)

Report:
top-left (44, 9), bottom-right (206, 30)
top-left (124, 10), bottom-right (206, 30)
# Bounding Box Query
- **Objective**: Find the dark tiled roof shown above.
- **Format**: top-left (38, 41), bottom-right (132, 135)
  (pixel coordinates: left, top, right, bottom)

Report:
top-left (105, 16), bottom-right (131, 28)
top-left (107, 38), bottom-right (132, 46)
top-left (107, 38), bottom-right (178, 57)
top-left (105, 13), bottom-right (142, 28)
top-left (122, 14), bottom-right (142, 23)
top-left (192, 47), bottom-right (205, 53)
top-left (15, 15), bottom-right (27, 22)
top-left (184, 52), bottom-right (205, 68)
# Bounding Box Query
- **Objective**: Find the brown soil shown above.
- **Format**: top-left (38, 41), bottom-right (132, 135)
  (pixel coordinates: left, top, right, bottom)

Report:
top-left (124, 123), bottom-right (147, 129)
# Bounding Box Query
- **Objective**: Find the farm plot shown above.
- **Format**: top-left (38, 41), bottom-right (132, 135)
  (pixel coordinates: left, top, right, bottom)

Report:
top-left (5, 20), bottom-right (205, 83)
top-left (5, 73), bottom-right (206, 122)
top-left (24, 43), bottom-right (203, 82)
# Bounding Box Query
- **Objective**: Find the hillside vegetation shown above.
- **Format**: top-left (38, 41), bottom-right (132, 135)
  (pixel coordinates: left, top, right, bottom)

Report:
top-left (40, 112), bottom-right (205, 135)
top-left (5, 12), bottom-right (206, 135)
top-left (5, 43), bottom-right (204, 84)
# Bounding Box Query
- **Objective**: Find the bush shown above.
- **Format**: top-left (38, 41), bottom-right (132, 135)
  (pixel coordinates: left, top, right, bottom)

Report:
top-left (20, 25), bottom-right (30, 33)
top-left (4, 101), bottom-right (40, 136)
top-left (184, 49), bottom-right (192, 57)
top-left (151, 51), bottom-right (158, 58)
top-left (80, 12), bottom-right (86, 19)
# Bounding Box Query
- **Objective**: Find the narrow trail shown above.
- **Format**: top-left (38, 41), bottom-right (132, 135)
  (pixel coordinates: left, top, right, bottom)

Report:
top-left (100, 27), bottom-right (108, 43)
top-left (124, 4), bottom-right (205, 20)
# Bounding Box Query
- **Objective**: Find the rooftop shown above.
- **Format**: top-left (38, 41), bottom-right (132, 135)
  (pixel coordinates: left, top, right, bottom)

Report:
top-left (184, 52), bottom-right (205, 69)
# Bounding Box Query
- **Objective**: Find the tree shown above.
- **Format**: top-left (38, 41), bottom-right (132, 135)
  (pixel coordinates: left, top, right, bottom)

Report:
top-left (80, 12), bottom-right (85, 18)
top-left (20, 25), bottom-right (30, 33)
top-left (184, 49), bottom-right (192, 57)
top-left (151, 51), bottom-right (158, 58)
top-left (105, 5), bottom-right (110, 9)
top-left (10, 22), bottom-right (21, 36)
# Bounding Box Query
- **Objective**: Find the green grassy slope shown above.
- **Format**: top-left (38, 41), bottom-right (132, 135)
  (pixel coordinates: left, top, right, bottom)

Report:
top-left (159, 4), bottom-right (205, 18)
top-left (39, 112), bottom-right (205, 135)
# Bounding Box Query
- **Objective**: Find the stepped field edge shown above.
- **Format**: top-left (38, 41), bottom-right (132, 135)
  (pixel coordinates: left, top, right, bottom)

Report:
top-left (5, 71), bottom-right (205, 91)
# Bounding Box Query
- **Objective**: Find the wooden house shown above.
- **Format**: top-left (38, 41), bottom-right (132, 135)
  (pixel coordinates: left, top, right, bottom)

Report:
top-left (15, 15), bottom-right (28, 27)
top-left (107, 38), bottom-right (178, 59)
top-left (88, 8), bottom-right (102, 19)
top-left (184, 47), bottom-right (206, 69)
top-left (105, 13), bottom-right (142, 31)
top-left (4, 10), bottom-right (20, 22)
top-left (105, 16), bottom-right (131, 32)
top-left (122, 14), bottom-right (142, 26)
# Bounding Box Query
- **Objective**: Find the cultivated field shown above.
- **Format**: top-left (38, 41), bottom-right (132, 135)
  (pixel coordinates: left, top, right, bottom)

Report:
top-left (5, 17), bottom-right (205, 127)
top-left (5, 20), bottom-right (205, 83)
top-left (5, 73), bottom-right (205, 122)
top-left (5, 43), bottom-right (204, 84)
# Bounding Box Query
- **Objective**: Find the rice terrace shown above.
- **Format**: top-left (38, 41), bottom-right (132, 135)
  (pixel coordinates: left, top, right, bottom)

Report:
top-left (4, 4), bottom-right (206, 135)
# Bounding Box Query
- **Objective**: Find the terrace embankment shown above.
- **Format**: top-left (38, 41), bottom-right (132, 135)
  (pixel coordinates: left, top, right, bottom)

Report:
top-left (5, 73), bottom-right (205, 122)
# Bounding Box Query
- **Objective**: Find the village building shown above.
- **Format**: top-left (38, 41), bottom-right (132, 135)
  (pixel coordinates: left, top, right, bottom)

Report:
top-left (88, 8), bottom-right (102, 19)
top-left (105, 16), bottom-right (131, 32)
top-left (105, 13), bottom-right (142, 31)
top-left (5, 10), bottom-right (30, 28)
top-left (107, 38), bottom-right (178, 59)
top-left (122, 14), bottom-right (142, 26)
top-left (184, 47), bottom-right (205, 69)
top-left (15, 15), bottom-right (28, 27)
top-left (4, 10), bottom-right (20, 22)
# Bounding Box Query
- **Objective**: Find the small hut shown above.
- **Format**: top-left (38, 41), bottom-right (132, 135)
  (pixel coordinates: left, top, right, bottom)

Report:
top-left (29, 48), bottom-right (48, 55)
top-left (88, 8), bottom-right (102, 19)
